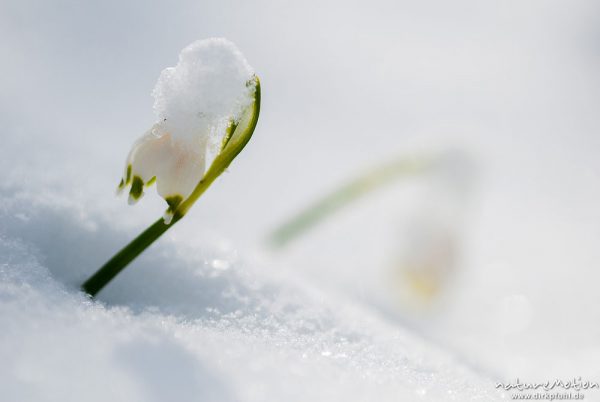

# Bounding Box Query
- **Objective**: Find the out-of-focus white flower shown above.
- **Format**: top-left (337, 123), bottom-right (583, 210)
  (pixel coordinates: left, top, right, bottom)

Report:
top-left (391, 214), bottom-right (460, 308)
top-left (389, 151), bottom-right (476, 312)
top-left (118, 38), bottom-right (258, 222)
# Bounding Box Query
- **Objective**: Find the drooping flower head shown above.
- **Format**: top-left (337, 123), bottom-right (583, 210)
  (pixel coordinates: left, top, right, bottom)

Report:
top-left (118, 38), bottom-right (259, 222)
top-left (81, 39), bottom-right (259, 297)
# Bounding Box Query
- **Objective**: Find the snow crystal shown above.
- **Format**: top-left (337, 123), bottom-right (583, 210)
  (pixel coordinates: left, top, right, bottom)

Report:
top-left (152, 38), bottom-right (255, 146)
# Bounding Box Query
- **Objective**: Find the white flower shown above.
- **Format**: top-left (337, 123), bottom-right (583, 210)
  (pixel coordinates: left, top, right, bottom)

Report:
top-left (118, 38), bottom-right (259, 222)
top-left (389, 151), bottom-right (474, 311)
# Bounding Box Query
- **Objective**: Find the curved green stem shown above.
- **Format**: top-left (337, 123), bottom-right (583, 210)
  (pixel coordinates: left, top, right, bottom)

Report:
top-left (81, 76), bottom-right (261, 297)
top-left (177, 76), bottom-right (261, 217)
top-left (267, 154), bottom-right (432, 249)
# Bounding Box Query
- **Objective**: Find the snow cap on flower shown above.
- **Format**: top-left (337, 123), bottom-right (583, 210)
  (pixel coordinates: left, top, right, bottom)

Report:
top-left (119, 38), bottom-right (256, 213)
top-left (153, 38), bottom-right (255, 144)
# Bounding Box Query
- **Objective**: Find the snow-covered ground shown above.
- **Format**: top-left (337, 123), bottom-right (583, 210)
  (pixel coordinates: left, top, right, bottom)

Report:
top-left (0, 189), bottom-right (502, 401)
top-left (1, 0), bottom-right (600, 401)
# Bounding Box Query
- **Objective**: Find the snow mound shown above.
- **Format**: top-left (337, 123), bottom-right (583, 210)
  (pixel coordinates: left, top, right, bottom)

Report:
top-left (152, 37), bottom-right (255, 144)
top-left (0, 186), bottom-right (503, 402)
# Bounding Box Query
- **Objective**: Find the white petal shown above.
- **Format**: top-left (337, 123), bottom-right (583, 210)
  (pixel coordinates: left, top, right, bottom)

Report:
top-left (154, 138), bottom-right (206, 200)
top-left (120, 124), bottom-right (206, 206)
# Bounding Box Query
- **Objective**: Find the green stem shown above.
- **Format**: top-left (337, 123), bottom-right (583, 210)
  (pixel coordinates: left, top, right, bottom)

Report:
top-left (81, 215), bottom-right (180, 297)
top-left (267, 154), bottom-right (432, 249)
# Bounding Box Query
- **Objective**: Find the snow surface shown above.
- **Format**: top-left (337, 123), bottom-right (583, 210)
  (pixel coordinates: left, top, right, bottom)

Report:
top-left (0, 187), bottom-right (502, 402)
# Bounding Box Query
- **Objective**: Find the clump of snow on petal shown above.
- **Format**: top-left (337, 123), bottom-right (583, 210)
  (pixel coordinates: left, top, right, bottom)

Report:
top-left (152, 38), bottom-right (255, 145)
